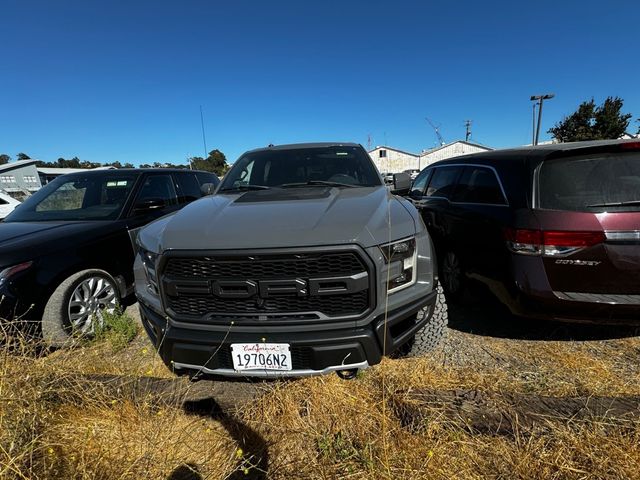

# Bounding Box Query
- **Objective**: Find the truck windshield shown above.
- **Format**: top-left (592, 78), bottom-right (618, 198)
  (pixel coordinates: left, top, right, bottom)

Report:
top-left (5, 173), bottom-right (139, 222)
top-left (220, 145), bottom-right (383, 191)
top-left (538, 153), bottom-right (640, 212)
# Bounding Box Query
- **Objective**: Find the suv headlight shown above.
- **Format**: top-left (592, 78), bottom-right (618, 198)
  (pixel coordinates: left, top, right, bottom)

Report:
top-left (0, 261), bottom-right (33, 289)
top-left (138, 248), bottom-right (159, 295)
top-left (379, 237), bottom-right (416, 293)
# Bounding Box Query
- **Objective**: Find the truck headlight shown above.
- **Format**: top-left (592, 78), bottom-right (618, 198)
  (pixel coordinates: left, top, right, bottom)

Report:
top-left (379, 237), bottom-right (416, 293)
top-left (139, 248), bottom-right (159, 295)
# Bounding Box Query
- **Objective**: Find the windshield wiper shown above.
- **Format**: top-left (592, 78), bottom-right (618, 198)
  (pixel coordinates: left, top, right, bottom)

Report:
top-left (280, 180), bottom-right (357, 188)
top-left (219, 184), bottom-right (271, 192)
top-left (586, 200), bottom-right (640, 208)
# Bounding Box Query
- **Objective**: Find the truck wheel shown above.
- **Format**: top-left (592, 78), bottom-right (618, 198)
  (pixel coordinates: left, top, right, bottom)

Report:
top-left (395, 284), bottom-right (448, 357)
top-left (440, 250), bottom-right (466, 303)
top-left (41, 269), bottom-right (120, 348)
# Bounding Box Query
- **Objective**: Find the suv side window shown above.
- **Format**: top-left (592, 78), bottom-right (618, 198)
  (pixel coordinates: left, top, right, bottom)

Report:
top-left (135, 174), bottom-right (178, 206)
top-left (451, 166), bottom-right (507, 205)
top-left (175, 172), bottom-right (202, 203)
top-left (425, 166), bottom-right (462, 198)
top-left (409, 168), bottom-right (432, 198)
top-left (195, 171), bottom-right (220, 188)
top-left (0, 197), bottom-right (7, 205)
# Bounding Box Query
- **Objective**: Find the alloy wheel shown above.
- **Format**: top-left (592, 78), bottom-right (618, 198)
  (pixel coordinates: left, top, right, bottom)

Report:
top-left (67, 276), bottom-right (118, 334)
top-left (442, 251), bottom-right (462, 295)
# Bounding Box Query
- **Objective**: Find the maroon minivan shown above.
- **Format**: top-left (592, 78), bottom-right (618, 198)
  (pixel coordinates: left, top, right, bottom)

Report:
top-left (408, 139), bottom-right (640, 324)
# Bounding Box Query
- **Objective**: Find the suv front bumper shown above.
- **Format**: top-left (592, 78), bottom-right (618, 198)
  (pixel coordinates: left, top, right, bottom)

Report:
top-left (138, 289), bottom-right (436, 378)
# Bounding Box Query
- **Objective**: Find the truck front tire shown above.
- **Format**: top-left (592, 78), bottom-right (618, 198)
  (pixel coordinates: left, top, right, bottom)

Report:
top-left (395, 284), bottom-right (448, 357)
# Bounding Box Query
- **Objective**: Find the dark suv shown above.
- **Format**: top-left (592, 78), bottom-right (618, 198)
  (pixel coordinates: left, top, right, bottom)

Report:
top-left (408, 139), bottom-right (640, 325)
top-left (0, 168), bottom-right (218, 345)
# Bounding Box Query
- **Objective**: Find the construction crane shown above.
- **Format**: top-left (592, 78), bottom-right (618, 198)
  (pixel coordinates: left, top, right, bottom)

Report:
top-left (425, 118), bottom-right (445, 146)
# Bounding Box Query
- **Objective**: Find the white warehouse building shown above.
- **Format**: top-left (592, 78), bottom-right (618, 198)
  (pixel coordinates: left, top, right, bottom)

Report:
top-left (369, 140), bottom-right (493, 173)
top-left (368, 146), bottom-right (420, 174)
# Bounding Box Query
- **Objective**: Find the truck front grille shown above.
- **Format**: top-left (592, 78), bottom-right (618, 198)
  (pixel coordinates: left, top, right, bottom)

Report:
top-left (161, 250), bottom-right (372, 322)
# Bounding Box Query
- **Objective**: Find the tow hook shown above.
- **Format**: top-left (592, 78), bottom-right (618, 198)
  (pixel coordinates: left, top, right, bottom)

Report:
top-left (336, 369), bottom-right (358, 380)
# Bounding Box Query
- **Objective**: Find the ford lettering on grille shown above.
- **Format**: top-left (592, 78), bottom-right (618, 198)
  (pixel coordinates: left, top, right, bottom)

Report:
top-left (165, 273), bottom-right (369, 299)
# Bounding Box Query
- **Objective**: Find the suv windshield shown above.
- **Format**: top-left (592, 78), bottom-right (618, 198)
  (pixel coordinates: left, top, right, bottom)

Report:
top-left (538, 153), bottom-right (640, 212)
top-left (5, 173), bottom-right (139, 222)
top-left (220, 145), bottom-right (382, 191)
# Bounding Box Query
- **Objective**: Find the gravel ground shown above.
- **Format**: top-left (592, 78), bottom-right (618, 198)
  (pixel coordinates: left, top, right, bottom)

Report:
top-left (430, 292), bottom-right (640, 391)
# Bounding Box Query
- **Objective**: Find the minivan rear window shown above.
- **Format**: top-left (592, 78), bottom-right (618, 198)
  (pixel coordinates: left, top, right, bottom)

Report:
top-left (538, 153), bottom-right (640, 212)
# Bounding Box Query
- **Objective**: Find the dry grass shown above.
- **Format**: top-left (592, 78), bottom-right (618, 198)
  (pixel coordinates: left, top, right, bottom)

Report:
top-left (241, 357), bottom-right (640, 479)
top-left (1, 314), bottom-right (639, 479)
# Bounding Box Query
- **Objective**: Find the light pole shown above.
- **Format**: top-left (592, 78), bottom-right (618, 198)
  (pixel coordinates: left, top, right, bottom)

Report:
top-left (530, 94), bottom-right (555, 145)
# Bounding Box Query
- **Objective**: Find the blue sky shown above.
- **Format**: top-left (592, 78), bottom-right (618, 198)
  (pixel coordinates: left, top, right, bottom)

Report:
top-left (1, 0), bottom-right (638, 166)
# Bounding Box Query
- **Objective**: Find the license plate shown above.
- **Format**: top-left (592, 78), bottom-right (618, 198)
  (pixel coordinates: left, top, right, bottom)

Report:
top-left (230, 343), bottom-right (292, 371)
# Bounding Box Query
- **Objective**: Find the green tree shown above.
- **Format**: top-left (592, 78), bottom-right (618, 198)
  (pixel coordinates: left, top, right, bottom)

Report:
top-left (189, 149), bottom-right (228, 176)
top-left (16, 152), bottom-right (30, 160)
top-left (0, 154), bottom-right (10, 165)
top-left (56, 157), bottom-right (82, 168)
top-left (549, 96), bottom-right (632, 142)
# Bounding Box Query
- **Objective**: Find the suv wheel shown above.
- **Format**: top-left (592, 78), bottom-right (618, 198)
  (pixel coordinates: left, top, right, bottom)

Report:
top-left (440, 250), bottom-right (466, 302)
top-left (395, 284), bottom-right (448, 357)
top-left (42, 269), bottom-right (121, 347)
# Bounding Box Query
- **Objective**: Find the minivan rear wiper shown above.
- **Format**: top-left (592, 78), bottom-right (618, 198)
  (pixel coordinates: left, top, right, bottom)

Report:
top-left (280, 180), bottom-right (357, 188)
top-left (218, 184), bottom-right (271, 192)
top-left (586, 200), bottom-right (640, 208)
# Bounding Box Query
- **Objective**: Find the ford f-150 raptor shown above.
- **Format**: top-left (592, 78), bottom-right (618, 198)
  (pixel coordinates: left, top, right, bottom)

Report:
top-left (134, 143), bottom-right (446, 378)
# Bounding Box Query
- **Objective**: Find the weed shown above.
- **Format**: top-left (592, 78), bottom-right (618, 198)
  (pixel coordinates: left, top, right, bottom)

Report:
top-left (92, 309), bottom-right (138, 352)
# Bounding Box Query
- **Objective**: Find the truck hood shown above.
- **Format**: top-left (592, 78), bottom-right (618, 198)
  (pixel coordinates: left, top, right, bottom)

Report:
top-left (139, 186), bottom-right (417, 252)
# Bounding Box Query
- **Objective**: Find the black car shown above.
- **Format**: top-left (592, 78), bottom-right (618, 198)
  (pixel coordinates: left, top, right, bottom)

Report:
top-left (407, 139), bottom-right (640, 325)
top-left (0, 168), bottom-right (219, 345)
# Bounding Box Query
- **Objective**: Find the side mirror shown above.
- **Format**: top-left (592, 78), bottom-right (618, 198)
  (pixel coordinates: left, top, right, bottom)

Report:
top-left (391, 172), bottom-right (411, 195)
top-left (133, 198), bottom-right (166, 215)
top-left (200, 182), bottom-right (217, 196)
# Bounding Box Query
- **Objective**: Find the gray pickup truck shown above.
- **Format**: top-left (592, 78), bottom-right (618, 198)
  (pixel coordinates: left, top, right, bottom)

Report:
top-left (134, 143), bottom-right (446, 379)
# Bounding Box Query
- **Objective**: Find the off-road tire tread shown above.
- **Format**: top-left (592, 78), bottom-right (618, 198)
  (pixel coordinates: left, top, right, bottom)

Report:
top-left (408, 284), bottom-right (448, 356)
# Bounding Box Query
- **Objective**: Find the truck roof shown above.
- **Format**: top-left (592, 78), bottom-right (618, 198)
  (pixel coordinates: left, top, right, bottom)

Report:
top-left (244, 142), bottom-right (362, 154)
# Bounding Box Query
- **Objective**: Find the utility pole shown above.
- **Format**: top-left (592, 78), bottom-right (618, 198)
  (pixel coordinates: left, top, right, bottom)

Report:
top-left (199, 105), bottom-right (208, 158)
top-left (530, 94), bottom-right (555, 145)
top-left (532, 104), bottom-right (536, 145)
top-left (464, 120), bottom-right (472, 142)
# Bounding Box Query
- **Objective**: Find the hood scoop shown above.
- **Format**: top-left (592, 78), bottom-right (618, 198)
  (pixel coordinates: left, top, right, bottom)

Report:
top-left (233, 188), bottom-right (331, 203)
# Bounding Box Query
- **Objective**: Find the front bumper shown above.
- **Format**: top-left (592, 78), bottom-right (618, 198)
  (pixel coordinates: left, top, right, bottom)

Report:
top-left (138, 289), bottom-right (436, 378)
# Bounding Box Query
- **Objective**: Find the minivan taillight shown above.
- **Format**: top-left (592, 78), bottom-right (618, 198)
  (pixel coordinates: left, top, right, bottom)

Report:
top-left (620, 141), bottom-right (640, 151)
top-left (504, 229), bottom-right (605, 256)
